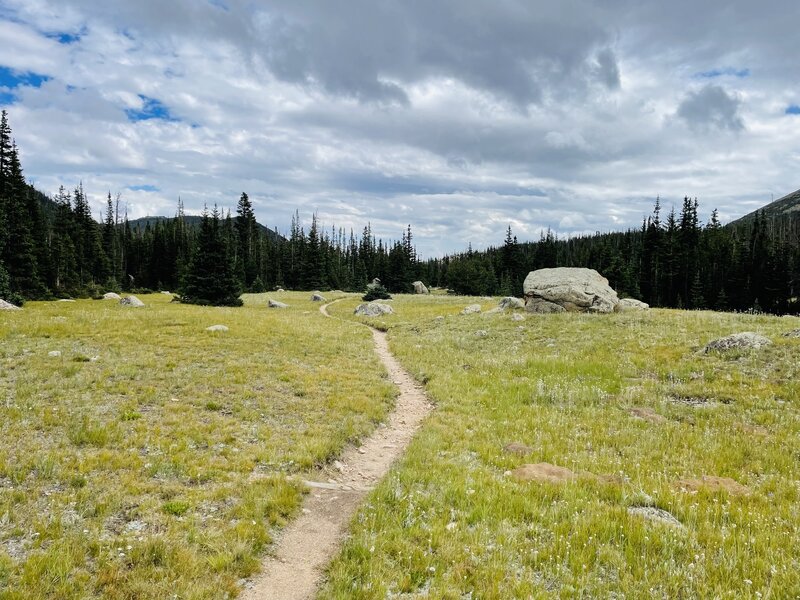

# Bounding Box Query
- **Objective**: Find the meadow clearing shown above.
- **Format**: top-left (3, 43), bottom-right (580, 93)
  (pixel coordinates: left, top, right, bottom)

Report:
top-left (2, 291), bottom-right (799, 599)
top-left (324, 295), bottom-right (800, 599)
top-left (0, 292), bottom-right (393, 599)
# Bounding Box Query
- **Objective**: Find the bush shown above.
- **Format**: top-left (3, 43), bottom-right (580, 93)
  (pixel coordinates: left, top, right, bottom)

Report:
top-left (362, 284), bottom-right (391, 301)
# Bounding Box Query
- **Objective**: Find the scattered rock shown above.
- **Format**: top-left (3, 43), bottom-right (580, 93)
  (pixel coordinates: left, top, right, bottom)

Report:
top-left (782, 328), bottom-right (800, 338)
top-left (310, 293), bottom-right (326, 302)
top-left (511, 313), bottom-right (525, 322)
top-left (102, 292), bottom-right (121, 300)
top-left (629, 407), bottom-right (667, 423)
top-left (498, 296), bottom-right (525, 310)
top-left (0, 299), bottom-right (21, 310)
top-left (627, 506), bottom-right (684, 528)
top-left (354, 302), bottom-right (394, 317)
top-left (704, 332), bottom-right (771, 352)
top-left (617, 298), bottom-right (650, 312)
top-left (503, 442), bottom-right (533, 456)
top-left (523, 267), bottom-right (619, 314)
top-left (461, 304), bottom-right (481, 315)
top-left (511, 463), bottom-right (576, 483)
top-left (412, 281), bottom-right (430, 295)
top-left (268, 299), bottom-right (288, 309)
top-left (673, 476), bottom-right (751, 496)
top-left (206, 325), bottom-right (229, 332)
top-left (120, 296), bottom-right (145, 307)
top-left (48, 350), bottom-right (62, 358)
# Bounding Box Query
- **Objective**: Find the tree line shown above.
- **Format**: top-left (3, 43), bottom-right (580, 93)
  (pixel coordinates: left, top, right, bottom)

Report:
top-left (1, 110), bottom-right (798, 312)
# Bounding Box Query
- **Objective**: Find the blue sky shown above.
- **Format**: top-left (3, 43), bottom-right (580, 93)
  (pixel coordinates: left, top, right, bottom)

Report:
top-left (0, 0), bottom-right (798, 255)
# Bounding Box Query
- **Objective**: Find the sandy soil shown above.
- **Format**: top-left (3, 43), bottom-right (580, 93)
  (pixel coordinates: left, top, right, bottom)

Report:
top-left (240, 300), bottom-right (433, 600)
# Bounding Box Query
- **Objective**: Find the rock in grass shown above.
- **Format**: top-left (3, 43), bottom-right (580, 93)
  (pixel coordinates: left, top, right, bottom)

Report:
top-left (523, 267), bottom-right (619, 313)
top-left (673, 475), bottom-right (750, 496)
top-left (461, 304), bottom-right (481, 315)
top-left (475, 330), bottom-right (488, 337)
top-left (782, 328), bottom-right (800, 338)
top-left (498, 296), bottom-right (524, 310)
top-left (511, 463), bottom-right (576, 483)
top-left (206, 325), bottom-right (229, 332)
top-left (120, 296), bottom-right (145, 307)
top-left (627, 506), bottom-right (684, 528)
top-left (617, 298), bottom-right (650, 312)
top-left (268, 299), bottom-right (288, 308)
top-left (310, 293), bottom-right (326, 302)
top-left (48, 350), bottom-right (61, 357)
top-left (0, 299), bottom-right (21, 310)
top-left (57, 299), bottom-right (76, 302)
top-left (412, 281), bottom-right (430, 294)
top-left (511, 313), bottom-right (525, 322)
top-left (102, 292), bottom-right (121, 300)
top-left (354, 302), bottom-right (393, 317)
top-left (704, 332), bottom-right (771, 352)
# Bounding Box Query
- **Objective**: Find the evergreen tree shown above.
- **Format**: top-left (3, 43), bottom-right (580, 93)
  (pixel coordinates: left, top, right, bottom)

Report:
top-left (179, 206), bottom-right (242, 306)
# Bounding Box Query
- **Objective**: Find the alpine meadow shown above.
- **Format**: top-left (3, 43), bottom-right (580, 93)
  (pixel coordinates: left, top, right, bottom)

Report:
top-left (2, 2), bottom-right (800, 599)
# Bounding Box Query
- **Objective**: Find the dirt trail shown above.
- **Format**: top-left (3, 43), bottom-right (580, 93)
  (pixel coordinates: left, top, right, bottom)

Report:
top-left (240, 299), bottom-right (433, 600)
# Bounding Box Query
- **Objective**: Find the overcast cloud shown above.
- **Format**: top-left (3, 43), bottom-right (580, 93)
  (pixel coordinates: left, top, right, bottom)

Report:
top-left (1, 0), bottom-right (799, 255)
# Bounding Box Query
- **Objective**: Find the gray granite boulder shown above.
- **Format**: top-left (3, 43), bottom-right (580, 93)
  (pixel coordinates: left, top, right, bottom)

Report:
top-left (354, 302), bottom-right (394, 317)
top-left (120, 295), bottom-right (145, 307)
top-left (523, 268), bottom-right (619, 313)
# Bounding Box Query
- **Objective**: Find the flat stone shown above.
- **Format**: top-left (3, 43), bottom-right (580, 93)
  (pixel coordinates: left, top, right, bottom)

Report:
top-left (206, 325), bottom-right (229, 332)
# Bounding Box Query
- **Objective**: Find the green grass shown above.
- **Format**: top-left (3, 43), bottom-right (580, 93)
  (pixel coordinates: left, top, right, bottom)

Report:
top-left (0, 292), bottom-right (394, 599)
top-left (323, 295), bottom-right (800, 598)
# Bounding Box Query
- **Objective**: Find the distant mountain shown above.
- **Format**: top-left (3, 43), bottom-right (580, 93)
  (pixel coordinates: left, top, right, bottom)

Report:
top-left (731, 188), bottom-right (800, 224)
top-left (128, 215), bottom-right (285, 242)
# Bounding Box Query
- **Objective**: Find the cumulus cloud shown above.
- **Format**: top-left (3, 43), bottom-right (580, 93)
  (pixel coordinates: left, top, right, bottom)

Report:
top-left (676, 85), bottom-right (744, 132)
top-left (0, 0), bottom-right (799, 255)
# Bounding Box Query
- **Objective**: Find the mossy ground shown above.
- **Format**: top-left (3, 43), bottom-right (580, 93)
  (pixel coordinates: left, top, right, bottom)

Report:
top-left (324, 295), bottom-right (800, 598)
top-left (0, 292), bottom-right (393, 599)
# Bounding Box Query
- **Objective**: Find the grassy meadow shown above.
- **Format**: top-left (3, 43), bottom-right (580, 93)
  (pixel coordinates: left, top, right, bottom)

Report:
top-left (324, 295), bottom-right (800, 598)
top-left (0, 292), bottom-right (394, 599)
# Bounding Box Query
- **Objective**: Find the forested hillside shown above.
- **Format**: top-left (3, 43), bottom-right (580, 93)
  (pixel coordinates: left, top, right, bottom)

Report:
top-left (1, 110), bottom-right (798, 313)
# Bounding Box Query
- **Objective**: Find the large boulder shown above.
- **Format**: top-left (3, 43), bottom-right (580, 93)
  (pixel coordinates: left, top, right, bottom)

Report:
top-left (412, 281), bottom-right (430, 295)
top-left (310, 293), bottom-right (326, 302)
top-left (102, 292), bottom-right (121, 300)
top-left (617, 298), bottom-right (650, 312)
top-left (704, 332), bottom-right (771, 352)
top-left (498, 297), bottom-right (524, 310)
top-left (268, 299), bottom-right (288, 309)
top-left (354, 302), bottom-right (394, 317)
top-left (0, 299), bottom-right (21, 310)
top-left (120, 295), bottom-right (145, 307)
top-left (523, 268), bottom-right (619, 314)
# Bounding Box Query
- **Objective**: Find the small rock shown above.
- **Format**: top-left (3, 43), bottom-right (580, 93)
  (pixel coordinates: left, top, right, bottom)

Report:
top-left (627, 506), bottom-right (684, 528)
top-left (461, 304), bottom-right (481, 315)
top-left (120, 296), bottom-right (145, 307)
top-left (102, 292), bottom-right (121, 300)
top-left (503, 442), bottom-right (533, 456)
top-left (354, 303), bottom-right (394, 317)
top-left (782, 328), bottom-right (800, 338)
top-left (511, 313), bottom-right (525, 322)
top-left (57, 299), bottom-right (76, 303)
top-left (617, 298), bottom-right (650, 312)
top-left (412, 281), bottom-right (430, 295)
top-left (48, 351), bottom-right (62, 358)
top-left (498, 297), bottom-right (525, 310)
top-left (434, 316), bottom-right (445, 321)
top-left (511, 463), bottom-right (576, 483)
top-left (310, 293), bottom-right (326, 302)
top-left (0, 299), bottom-right (22, 310)
top-left (475, 330), bottom-right (488, 337)
top-left (206, 325), bottom-right (229, 332)
top-left (673, 475), bottom-right (751, 496)
top-left (704, 332), bottom-right (771, 352)
top-left (268, 299), bottom-right (288, 309)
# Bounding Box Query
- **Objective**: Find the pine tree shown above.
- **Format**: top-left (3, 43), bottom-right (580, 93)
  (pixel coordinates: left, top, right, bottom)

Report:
top-left (179, 206), bottom-right (242, 306)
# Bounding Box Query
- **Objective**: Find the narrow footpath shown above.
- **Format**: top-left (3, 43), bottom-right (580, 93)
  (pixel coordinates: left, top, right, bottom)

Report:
top-left (241, 299), bottom-right (433, 600)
